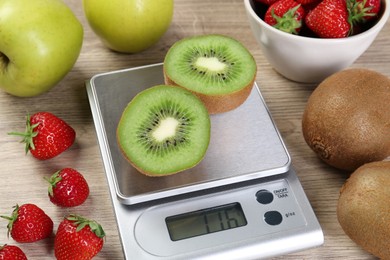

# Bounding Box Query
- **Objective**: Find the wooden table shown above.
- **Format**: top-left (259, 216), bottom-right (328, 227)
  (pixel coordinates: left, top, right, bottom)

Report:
top-left (1, 0), bottom-right (388, 259)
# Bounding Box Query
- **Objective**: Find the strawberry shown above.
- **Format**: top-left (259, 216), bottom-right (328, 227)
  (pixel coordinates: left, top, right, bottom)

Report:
top-left (295, 0), bottom-right (320, 5)
top-left (305, 0), bottom-right (351, 38)
top-left (296, 0), bottom-right (321, 13)
top-left (255, 0), bottom-right (279, 5)
top-left (9, 112), bottom-right (76, 160)
top-left (1, 204), bottom-right (53, 243)
top-left (264, 0), bottom-right (306, 34)
top-left (46, 168), bottom-right (90, 207)
top-left (0, 244), bottom-right (27, 260)
top-left (54, 214), bottom-right (105, 260)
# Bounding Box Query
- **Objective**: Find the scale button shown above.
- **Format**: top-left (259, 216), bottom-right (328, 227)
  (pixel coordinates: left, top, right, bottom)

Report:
top-left (264, 211), bottom-right (283, 226)
top-left (255, 189), bottom-right (274, 204)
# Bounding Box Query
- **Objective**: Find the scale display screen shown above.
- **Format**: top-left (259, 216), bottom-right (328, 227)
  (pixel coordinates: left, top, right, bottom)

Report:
top-left (166, 203), bottom-right (247, 241)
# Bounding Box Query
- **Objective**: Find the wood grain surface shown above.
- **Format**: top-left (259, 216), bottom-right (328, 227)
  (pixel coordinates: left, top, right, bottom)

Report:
top-left (0, 0), bottom-right (389, 259)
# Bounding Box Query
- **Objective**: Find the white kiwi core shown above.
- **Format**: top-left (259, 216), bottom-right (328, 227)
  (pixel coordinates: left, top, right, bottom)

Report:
top-left (152, 117), bottom-right (179, 142)
top-left (195, 57), bottom-right (226, 72)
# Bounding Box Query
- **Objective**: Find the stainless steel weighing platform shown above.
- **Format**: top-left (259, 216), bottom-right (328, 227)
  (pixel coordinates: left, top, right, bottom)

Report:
top-left (86, 63), bottom-right (323, 259)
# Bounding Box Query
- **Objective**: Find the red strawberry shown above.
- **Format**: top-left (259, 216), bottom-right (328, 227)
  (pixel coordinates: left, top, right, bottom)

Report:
top-left (295, 0), bottom-right (320, 5)
top-left (46, 168), bottom-right (90, 207)
top-left (9, 112), bottom-right (76, 160)
top-left (54, 214), bottom-right (105, 260)
top-left (264, 0), bottom-right (306, 34)
top-left (296, 0), bottom-right (321, 13)
top-left (255, 0), bottom-right (279, 5)
top-left (0, 244), bottom-right (27, 260)
top-left (305, 0), bottom-right (351, 38)
top-left (1, 204), bottom-right (53, 243)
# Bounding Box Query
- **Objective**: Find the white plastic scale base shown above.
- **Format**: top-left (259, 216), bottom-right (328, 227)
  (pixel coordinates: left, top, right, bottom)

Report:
top-left (86, 63), bottom-right (324, 259)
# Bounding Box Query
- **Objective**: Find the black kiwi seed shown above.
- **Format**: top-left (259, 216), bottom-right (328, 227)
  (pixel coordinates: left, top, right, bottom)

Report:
top-left (184, 47), bottom-right (237, 83)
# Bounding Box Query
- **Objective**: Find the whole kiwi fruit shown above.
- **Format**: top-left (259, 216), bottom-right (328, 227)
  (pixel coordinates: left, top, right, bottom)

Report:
top-left (302, 68), bottom-right (390, 171)
top-left (337, 161), bottom-right (390, 259)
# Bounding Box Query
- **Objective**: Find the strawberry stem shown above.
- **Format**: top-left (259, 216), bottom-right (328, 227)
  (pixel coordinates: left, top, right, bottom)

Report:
top-left (347, 0), bottom-right (376, 35)
top-left (0, 205), bottom-right (19, 238)
top-left (271, 4), bottom-right (302, 34)
top-left (8, 114), bottom-right (39, 154)
top-left (45, 171), bottom-right (62, 197)
top-left (67, 214), bottom-right (106, 238)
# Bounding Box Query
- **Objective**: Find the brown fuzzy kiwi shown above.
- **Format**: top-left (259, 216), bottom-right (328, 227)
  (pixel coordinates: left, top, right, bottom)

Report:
top-left (302, 68), bottom-right (390, 171)
top-left (163, 34), bottom-right (257, 114)
top-left (337, 161), bottom-right (390, 259)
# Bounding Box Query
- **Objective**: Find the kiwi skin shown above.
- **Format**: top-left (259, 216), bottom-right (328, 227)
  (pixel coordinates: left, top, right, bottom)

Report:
top-left (302, 68), bottom-right (390, 171)
top-left (165, 75), bottom-right (255, 114)
top-left (337, 161), bottom-right (390, 259)
top-left (163, 34), bottom-right (257, 114)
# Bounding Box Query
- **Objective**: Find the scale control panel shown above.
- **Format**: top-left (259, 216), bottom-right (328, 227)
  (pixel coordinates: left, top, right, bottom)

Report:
top-left (134, 179), bottom-right (307, 257)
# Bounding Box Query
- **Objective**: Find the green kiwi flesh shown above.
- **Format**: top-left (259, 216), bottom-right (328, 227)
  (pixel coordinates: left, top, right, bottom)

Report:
top-left (117, 85), bottom-right (211, 176)
top-left (163, 34), bottom-right (257, 114)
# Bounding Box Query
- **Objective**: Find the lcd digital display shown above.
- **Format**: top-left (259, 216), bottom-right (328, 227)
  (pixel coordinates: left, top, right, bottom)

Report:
top-left (166, 203), bottom-right (247, 241)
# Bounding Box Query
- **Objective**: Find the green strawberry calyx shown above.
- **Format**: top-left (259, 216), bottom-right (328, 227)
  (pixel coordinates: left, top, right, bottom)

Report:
top-left (45, 171), bottom-right (62, 197)
top-left (271, 4), bottom-right (302, 35)
top-left (67, 214), bottom-right (106, 238)
top-left (347, 0), bottom-right (376, 35)
top-left (0, 244), bottom-right (7, 250)
top-left (348, 0), bottom-right (375, 22)
top-left (0, 204), bottom-right (20, 237)
top-left (8, 114), bottom-right (40, 153)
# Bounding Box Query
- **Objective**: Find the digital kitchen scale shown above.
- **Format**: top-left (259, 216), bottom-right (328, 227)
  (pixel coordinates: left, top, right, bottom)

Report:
top-left (86, 63), bottom-right (324, 259)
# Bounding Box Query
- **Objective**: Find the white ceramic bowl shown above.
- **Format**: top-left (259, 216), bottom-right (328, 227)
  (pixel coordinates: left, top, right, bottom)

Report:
top-left (244, 0), bottom-right (390, 83)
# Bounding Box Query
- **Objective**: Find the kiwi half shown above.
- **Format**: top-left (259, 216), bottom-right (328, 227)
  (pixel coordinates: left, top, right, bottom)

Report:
top-left (117, 85), bottom-right (211, 177)
top-left (163, 34), bottom-right (257, 114)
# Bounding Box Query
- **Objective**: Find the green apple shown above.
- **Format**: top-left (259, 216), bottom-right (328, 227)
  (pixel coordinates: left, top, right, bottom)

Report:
top-left (0, 0), bottom-right (83, 97)
top-left (83, 0), bottom-right (173, 53)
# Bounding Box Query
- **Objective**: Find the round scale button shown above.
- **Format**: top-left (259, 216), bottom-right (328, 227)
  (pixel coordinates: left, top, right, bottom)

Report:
top-left (264, 211), bottom-right (283, 226)
top-left (255, 189), bottom-right (274, 204)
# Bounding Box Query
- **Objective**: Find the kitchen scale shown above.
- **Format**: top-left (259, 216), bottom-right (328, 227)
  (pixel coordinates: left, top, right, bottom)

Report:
top-left (86, 63), bottom-right (324, 259)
